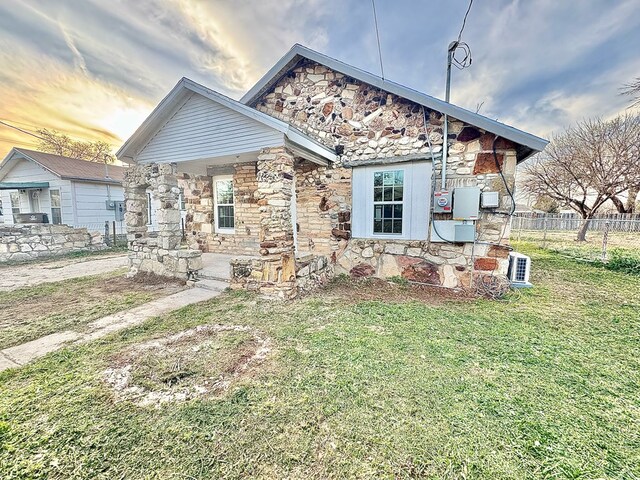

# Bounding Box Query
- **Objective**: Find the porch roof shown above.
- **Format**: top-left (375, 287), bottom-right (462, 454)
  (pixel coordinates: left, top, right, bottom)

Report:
top-left (0, 181), bottom-right (50, 190)
top-left (116, 78), bottom-right (337, 166)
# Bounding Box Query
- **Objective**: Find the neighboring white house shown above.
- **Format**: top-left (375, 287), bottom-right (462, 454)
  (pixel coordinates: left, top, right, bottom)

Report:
top-left (0, 148), bottom-right (127, 230)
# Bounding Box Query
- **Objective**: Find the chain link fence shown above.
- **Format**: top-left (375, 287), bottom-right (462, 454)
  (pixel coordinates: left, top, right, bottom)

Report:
top-left (75, 221), bottom-right (126, 247)
top-left (511, 213), bottom-right (640, 262)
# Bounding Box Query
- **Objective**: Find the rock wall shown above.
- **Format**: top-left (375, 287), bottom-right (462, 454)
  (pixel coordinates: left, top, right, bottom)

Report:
top-left (180, 163), bottom-right (261, 255)
top-left (0, 224), bottom-right (104, 263)
top-left (124, 163), bottom-right (202, 280)
top-left (252, 59), bottom-right (517, 288)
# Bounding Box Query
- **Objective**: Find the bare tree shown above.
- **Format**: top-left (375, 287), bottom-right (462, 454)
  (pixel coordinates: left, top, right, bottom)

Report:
top-left (522, 114), bottom-right (640, 241)
top-left (607, 114), bottom-right (640, 213)
top-left (36, 129), bottom-right (116, 163)
top-left (622, 77), bottom-right (640, 108)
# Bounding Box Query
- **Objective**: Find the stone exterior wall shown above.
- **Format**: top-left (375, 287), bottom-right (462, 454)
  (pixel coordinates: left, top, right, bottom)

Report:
top-left (252, 59), bottom-right (517, 288)
top-left (0, 224), bottom-right (104, 263)
top-left (124, 163), bottom-right (202, 280)
top-left (180, 164), bottom-right (261, 255)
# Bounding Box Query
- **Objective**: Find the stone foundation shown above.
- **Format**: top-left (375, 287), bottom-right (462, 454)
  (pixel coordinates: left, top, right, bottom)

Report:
top-left (0, 224), bottom-right (104, 263)
top-left (124, 163), bottom-right (202, 280)
top-left (336, 238), bottom-right (510, 289)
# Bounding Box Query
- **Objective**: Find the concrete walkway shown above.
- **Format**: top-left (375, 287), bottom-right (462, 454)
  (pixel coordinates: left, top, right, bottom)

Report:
top-left (0, 254), bottom-right (128, 292)
top-left (0, 280), bottom-right (227, 372)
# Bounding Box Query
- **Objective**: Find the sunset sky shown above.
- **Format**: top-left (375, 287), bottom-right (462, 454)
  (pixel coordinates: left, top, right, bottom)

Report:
top-left (0, 0), bottom-right (638, 159)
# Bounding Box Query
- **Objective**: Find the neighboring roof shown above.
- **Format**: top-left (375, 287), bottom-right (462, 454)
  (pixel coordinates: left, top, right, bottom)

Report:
top-left (116, 77), bottom-right (337, 164)
top-left (241, 44), bottom-right (549, 162)
top-left (0, 148), bottom-right (125, 184)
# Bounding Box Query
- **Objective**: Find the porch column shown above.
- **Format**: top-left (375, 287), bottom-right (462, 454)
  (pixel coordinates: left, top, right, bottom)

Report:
top-left (254, 146), bottom-right (297, 297)
top-left (154, 163), bottom-right (182, 250)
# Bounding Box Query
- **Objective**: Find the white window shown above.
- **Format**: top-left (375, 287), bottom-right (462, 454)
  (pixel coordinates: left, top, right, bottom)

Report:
top-left (351, 161), bottom-right (432, 240)
top-left (10, 191), bottom-right (21, 215)
top-left (214, 176), bottom-right (234, 233)
top-left (50, 189), bottom-right (62, 224)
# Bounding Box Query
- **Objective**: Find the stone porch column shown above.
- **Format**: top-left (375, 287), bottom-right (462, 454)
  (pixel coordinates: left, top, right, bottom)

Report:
top-left (254, 146), bottom-right (296, 296)
top-left (153, 163), bottom-right (182, 250)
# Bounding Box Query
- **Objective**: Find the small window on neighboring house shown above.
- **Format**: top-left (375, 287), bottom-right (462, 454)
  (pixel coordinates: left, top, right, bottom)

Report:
top-left (351, 162), bottom-right (432, 240)
top-left (214, 177), bottom-right (234, 232)
top-left (10, 191), bottom-right (21, 215)
top-left (50, 189), bottom-right (62, 224)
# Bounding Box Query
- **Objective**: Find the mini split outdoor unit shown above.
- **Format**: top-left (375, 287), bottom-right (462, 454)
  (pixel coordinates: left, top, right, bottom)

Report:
top-left (507, 252), bottom-right (532, 288)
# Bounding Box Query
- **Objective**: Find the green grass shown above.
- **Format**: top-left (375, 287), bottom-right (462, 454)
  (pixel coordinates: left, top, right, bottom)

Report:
top-left (1, 246), bottom-right (639, 478)
top-left (0, 271), bottom-right (178, 349)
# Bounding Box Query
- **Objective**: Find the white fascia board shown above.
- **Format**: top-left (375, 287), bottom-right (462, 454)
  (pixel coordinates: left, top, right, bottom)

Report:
top-left (0, 148), bottom-right (19, 181)
top-left (241, 44), bottom-right (549, 156)
top-left (285, 128), bottom-right (336, 164)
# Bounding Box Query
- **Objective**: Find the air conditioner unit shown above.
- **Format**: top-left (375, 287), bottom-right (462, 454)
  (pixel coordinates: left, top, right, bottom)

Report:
top-left (507, 252), bottom-right (532, 288)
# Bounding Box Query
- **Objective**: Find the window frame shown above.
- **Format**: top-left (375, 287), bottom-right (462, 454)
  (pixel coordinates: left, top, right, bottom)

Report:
top-left (49, 189), bottom-right (62, 225)
top-left (351, 161), bottom-right (432, 241)
top-left (10, 191), bottom-right (21, 215)
top-left (213, 175), bottom-right (235, 234)
top-left (372, 169), bottom-right (406, 236)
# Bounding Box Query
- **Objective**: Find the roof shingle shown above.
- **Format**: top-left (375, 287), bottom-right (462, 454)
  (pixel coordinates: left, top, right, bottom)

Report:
top-left (12, 148), bottom-right (126, 183)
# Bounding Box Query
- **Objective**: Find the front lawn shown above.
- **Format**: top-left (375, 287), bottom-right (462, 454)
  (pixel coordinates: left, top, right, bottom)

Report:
top-left (0, 272), bottom-right (184, 349)
top-left (1, 245), bottom-right (639, 478)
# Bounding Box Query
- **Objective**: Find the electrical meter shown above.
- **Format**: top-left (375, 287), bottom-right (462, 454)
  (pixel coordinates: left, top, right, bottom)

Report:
top-left (433, 191), bottom-right (452, 213)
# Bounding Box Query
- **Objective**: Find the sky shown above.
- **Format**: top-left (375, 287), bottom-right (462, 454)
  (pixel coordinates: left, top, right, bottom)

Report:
top-left (0, 0), bottom-right (639, 159)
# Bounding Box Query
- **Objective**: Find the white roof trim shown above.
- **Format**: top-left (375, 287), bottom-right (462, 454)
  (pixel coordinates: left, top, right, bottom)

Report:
top-left (0, 148), bottom-right (63, 182)
top-left (117, 77), bottom-right (336, 163)
top-left (241, 44), bottom-right (549, 160)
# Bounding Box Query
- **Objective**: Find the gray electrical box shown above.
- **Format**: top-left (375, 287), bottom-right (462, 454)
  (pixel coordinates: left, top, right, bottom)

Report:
top-left (114, 201), bottom-right (125, 221)
top-left (481, 191), bottom-right (500, 208)
top-left (433, 190), bottom-right (452, 213)
top-left (454, 224), bottom-right (476, 242)
top-left (105, 200), bottom-right (116, 210)
top-left (453, 187), bottom-right (481, 220)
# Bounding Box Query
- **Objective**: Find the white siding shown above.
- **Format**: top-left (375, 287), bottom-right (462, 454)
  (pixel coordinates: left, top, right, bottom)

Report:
top-left (73, 181), bottom-right (124, 228)
top-left (0, 158), bottom-right (73, 225)
top-left (136, 92), bottom-right (284, 163)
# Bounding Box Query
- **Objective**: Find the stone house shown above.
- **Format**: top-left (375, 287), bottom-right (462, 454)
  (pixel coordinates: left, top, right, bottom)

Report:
top-left (117, 44), bottom-right (548, 298)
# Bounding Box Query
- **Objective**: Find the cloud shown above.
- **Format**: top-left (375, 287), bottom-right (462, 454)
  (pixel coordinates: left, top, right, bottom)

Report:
top-left (0, 0), bottom-right (639, 160)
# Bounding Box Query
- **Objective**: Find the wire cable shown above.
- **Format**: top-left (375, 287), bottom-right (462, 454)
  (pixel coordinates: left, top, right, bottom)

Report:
top-left (457, 0), bottom-right (474, 43)
top-left (371, 0), bottom-right (385, 80)
top-left (0, 120), bottom-right (47, 142)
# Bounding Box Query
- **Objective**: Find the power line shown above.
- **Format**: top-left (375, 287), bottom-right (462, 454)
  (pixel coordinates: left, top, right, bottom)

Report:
top-left (371, 0), bottom-right (385, 80)
top-left (0, 120), bottom-right (46, 142)
top-left (457, 0), bottom-right (474, 43)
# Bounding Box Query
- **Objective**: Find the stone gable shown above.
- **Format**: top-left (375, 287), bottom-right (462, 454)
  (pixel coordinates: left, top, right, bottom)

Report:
top-left (253, 59), bottom-right (516, 169)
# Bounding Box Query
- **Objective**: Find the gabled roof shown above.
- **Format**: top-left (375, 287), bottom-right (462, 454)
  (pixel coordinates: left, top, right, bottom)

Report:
top-left (116, 77), bottom-right (337, 164)
top-left (241, 44), bottom-right (549, 162)
top-left (0, 148), bottom-right (125, 184)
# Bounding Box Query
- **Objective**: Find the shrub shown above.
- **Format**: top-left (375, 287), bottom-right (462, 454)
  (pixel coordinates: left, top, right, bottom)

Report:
top-left (606, 249), bottom-right (640, 276)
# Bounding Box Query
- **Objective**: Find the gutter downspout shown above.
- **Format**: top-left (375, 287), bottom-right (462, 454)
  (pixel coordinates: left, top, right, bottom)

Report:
top-left (442, 41), bottom-right (457, 191)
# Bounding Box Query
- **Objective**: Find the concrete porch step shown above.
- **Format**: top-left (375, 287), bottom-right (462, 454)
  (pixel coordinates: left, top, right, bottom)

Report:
top-left (194, 279), bottom-right (228, 291)
top-left (199, 272), bottom-right (231, 283)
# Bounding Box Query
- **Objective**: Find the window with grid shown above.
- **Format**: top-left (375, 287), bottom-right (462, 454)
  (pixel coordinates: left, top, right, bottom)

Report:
top-left (215, 178), bottom-right (234, 231)
top-left (50, 189), bottom-right (62, 224)
top-left (373, 170), bottom-right (404, 234)
top-left (10, 191), bottom-right (21, 215)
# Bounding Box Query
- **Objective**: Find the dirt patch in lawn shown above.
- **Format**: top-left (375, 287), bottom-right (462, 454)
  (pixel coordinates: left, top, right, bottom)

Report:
top-left (0, 273), bottom-right (185, 349)
top-left (104, 324), bottom-right (271, 406)
top-left (322, 277), bottom-right (476, 305)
